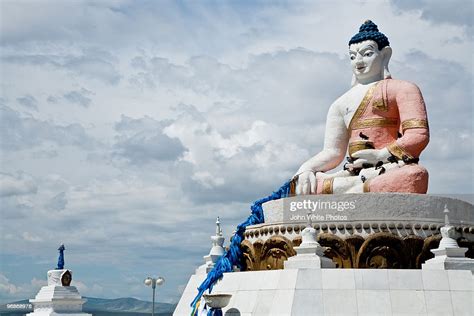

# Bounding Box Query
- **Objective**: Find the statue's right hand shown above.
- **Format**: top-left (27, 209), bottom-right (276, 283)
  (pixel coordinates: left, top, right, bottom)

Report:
top-left (294, 170), bottom-right (317, 195)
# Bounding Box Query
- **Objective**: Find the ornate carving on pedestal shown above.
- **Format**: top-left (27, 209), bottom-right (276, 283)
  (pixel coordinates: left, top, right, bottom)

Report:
top-left (356, 233), bottom-right (408, 268)
top-left (249, 193), bottom-right (474, 271)
top-left (317, 233), bottom-right (352, 268)
top-left (403, 235), bottom-right (424, 268)
top-left (291, 236), bottom-right (302, 248)
top-left (241, 236), bottom-right (296, 271)
top-left (240, 240), bottom-right (258, 271)
top-left (253, 239), bottom-right (264, 267)
top-left (345, 235), bottom-right (365, 267)
top-left (260, 236), bottom-right (295, 270)
top-left (416, 235), bottom-right (441, 268)
top-left (458, 237), bottom-right (474, 258)
top-left (241, 233), bottom-right (474, 271)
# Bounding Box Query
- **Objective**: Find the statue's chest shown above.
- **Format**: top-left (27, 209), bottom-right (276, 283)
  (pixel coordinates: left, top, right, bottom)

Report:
top-left (339, 85), bottom-right (375, 126)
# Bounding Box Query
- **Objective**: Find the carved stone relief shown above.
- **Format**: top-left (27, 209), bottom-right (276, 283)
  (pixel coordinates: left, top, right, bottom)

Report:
top-left (241, 228), bottom-right (474, 270)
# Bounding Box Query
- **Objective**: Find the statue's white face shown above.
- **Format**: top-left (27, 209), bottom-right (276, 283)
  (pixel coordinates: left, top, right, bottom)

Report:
top-left (349, 40), bottom-right (384, 83)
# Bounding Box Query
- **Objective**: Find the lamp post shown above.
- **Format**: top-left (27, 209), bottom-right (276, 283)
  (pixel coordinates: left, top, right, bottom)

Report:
top-left (144, 276), bottom-right (165, 316)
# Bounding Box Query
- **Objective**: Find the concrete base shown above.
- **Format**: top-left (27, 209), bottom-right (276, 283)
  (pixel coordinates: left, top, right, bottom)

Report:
top-left (284, 254), bottom-right (335, 269)
top-left (174, 269), bottom-right (473, 316)
top-left (27, 285), bottom-right (91, 316)
top-left (422, 247), bottom-right (474, 271)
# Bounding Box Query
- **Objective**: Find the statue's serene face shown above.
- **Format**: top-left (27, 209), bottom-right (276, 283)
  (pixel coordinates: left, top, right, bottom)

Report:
top-left (349, 40), bottom-right (384, 82)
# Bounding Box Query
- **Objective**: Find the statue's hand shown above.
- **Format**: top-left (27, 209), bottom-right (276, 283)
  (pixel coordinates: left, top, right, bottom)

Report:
top-left (348, 148), bottom-right (391, 169)
top-left (294, 170), bottom-right (317, 195)
top-left (359, 166), bottom-right (382, 180)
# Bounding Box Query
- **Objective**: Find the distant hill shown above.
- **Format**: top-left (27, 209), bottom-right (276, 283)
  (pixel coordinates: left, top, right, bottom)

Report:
top-left (0, 297), bottom-right (176, 316)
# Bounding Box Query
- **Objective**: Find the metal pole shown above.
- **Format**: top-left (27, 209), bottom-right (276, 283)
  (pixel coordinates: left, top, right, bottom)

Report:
top-left (152, 281), bottom-right (156, 316)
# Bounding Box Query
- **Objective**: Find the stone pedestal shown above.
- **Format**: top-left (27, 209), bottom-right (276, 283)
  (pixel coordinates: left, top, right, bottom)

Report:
top-left (240, 194), bottom-right (474, 270)
top-left (174, 194), bottom-right (474, 315)
top-left (27, 270), bottom-right (91, 316)
top-left (422, 247), bottom-right (474, 271)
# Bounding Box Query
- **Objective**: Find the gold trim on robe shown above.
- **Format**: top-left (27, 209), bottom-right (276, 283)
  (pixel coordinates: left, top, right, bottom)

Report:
top-left (348, 140), bottom-right (374, 157)
top-left (348, 81), bottom-right (398, 130)
top-left (353, 118), bottom-right (398, 129)
top-left (348, 82), bottom-right (379, 130)
top-left (387, 142), bottom-right (414, 160)
top-left (289, 179), bottom-right (296, 195)
top-left (363, 180), bottom-right (371, 193)
top-left (372, 98), bottom-right (388, 112)
top-left (401, 119), bottom-right (429, 133)
top-left (322, 178), bottom-right (334, 194)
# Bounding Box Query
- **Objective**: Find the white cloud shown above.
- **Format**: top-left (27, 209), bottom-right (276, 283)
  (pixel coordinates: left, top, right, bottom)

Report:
top-left (2, 50), bottom-right (121, 85)
top-left (390, 0), bottom-right (472, 36)
top-left (0, 274), bottom-right (20, 295)
top-left (0, 172), bottom-right (37, 197)
top-left (0, 274), bottom-right (46, 303)
top-left (21, 232), bottom-right (43, 242)
top-left (0, 106), bottom-right (98, 151)
top-left (112, 115), bottom-right (187, 164)
top-left (63, 88), bottom-right (94, 108)
top-left (71, 280), bottom-right (88, 294)
top-left (16, 95), bottom-right (38, 110)
top-left (45, 191), bottom-right (68, 212)
top-left (30, 278), bottom-right (47, 289)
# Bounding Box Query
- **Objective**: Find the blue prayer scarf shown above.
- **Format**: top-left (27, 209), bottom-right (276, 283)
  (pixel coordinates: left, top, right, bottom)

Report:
top-left (190, 180), bottom-right (292, 313)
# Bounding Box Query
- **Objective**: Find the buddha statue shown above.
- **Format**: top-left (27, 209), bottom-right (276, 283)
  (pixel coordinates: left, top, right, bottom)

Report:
top-left (294, 20), bottom-right (429, 195)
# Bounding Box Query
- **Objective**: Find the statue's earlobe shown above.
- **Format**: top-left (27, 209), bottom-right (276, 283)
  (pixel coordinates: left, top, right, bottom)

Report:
top-left (382, 46), bottom-right (392, 79)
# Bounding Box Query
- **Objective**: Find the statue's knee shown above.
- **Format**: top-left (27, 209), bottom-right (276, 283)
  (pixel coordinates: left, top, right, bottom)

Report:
top-left (365, 164), bottom-right (429, 193)
top-left (410, 164), bottom-right (429, 193)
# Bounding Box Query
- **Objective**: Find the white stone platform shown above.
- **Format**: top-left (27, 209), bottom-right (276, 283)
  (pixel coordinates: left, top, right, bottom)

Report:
top-left (246, 194), bottom-right (474, 241)
top-left (173, 269), bottom-right (473, 316)
top-left (264, 194), bottom-right (474, 225)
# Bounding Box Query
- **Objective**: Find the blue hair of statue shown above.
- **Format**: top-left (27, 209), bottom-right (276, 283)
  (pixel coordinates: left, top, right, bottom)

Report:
top-left (349, 20), bottom-right (389, 50)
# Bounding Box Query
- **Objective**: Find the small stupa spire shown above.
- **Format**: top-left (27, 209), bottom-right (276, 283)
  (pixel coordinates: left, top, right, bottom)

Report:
top-left (216, 216), bottom-right (223, 236)
top-left (438, 205), bottom-right (459, 249)
top-left (196, 217), bottom-right (226, 275)
top-left (444, 204), bottom-right (450, 225)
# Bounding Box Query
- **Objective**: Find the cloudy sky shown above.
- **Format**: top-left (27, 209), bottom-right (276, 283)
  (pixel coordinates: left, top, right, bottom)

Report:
top-left (0, 0), bottom-right (472, 305)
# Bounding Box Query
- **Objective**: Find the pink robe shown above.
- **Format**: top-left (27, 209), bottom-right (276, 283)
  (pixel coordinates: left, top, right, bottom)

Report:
top-left (318, 79), bottom-right (429, 194)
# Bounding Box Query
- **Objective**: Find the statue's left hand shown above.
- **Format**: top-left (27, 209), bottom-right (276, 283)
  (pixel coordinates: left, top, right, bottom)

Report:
top-left (348, 148), bottom-right (391, 169)
top-left (294, 170), bottom-right (317, 195)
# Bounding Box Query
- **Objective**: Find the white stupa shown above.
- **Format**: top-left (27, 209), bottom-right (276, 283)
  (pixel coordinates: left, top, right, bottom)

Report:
top-left (27, 245), bottom-right (91, 316)
top-left (422, 205), bottom-right (474, 271)
top-left (284, 211), bottom-right (335, 269)
top-left (195, 217), bottom-right (226, 275)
